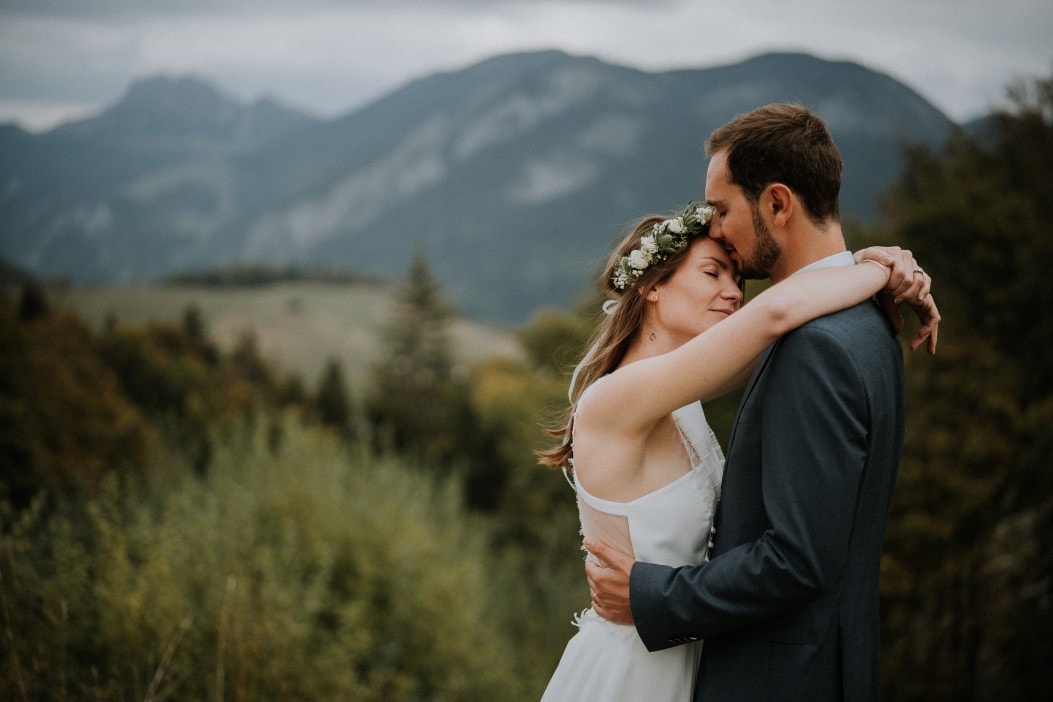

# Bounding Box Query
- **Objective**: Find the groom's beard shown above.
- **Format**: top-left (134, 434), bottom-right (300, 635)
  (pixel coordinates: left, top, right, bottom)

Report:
top-left (739, 198), bottom-right (781, 280)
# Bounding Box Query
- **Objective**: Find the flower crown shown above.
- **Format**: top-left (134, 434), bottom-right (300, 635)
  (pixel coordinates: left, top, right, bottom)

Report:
top-left (610, 202), bottom-right (716, 290)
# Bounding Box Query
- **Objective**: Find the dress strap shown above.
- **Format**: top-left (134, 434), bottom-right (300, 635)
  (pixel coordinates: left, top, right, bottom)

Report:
top-left (561, 466), bottom-right (576, 491)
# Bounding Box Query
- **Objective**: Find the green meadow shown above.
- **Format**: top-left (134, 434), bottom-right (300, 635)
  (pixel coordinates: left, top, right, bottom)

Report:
top-left (52, 280), bottom-right (522, 385)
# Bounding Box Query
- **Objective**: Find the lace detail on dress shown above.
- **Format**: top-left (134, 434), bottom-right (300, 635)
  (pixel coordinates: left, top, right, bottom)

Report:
top-left (672, 403), bottom-right (724, 560)
top-left (672, 404), bottom-right (722, 496)
top-left (675, 417), bottom-right (704, 469)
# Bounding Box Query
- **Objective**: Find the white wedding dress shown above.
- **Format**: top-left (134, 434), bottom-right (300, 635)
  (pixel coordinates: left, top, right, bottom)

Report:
top-left (541, 397), bottom-right (724, 702)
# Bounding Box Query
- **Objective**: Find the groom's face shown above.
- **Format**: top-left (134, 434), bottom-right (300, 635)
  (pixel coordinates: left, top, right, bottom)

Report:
top-left (705, 150), bottom-right (779, 280)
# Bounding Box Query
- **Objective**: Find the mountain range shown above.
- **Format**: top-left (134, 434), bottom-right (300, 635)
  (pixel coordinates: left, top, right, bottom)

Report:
top-left (0, 50), bottom-right (956, 324)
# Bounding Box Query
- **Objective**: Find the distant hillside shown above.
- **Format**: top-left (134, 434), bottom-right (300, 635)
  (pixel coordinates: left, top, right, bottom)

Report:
top-left (0, 51), bottom-right (955, 323)
top-left (53, 280), bottom-right (521, 385)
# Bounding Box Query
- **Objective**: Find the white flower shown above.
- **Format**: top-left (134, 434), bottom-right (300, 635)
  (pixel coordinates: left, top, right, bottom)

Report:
top-left (609, 202), bottom-right (714, 291)
top-left (628, 250), bottom-right (649, 270)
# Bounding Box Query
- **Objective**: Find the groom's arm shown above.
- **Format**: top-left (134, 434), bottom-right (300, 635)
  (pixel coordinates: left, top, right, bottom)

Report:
top-left (622, 324), bottom-right (871, 651)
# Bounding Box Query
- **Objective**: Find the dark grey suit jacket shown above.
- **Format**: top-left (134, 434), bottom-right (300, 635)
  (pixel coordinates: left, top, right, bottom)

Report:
top-left (631, 300), bottom-right (904, 701)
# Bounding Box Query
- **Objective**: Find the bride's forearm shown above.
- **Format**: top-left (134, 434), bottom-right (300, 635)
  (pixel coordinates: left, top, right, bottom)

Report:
top-left (583, 262), bottom-right (890, 430)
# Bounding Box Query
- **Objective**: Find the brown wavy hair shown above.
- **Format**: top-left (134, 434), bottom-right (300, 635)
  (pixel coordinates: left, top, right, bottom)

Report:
top-left (536, 212), bottom-right (710, 470)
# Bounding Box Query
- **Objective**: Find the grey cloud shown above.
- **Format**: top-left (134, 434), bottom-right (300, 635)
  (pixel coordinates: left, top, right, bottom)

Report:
top-left (0, 0), bottom-right (667, 19)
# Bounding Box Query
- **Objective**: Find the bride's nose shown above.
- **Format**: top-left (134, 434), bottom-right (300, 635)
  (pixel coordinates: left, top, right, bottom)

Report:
top-left (724, 282), bottom-right (743, 304)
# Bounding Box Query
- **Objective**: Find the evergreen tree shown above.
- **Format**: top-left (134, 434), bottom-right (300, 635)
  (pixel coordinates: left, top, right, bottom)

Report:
top-left (313, 358), bottom-right (353, 438)
top-left (363, 250), bottom-right (512, 509)
top-left (230, 329), bottom-right (275, 394)
top-left (181, 303), bottom-right (206, 342)
top-left (366, 250), bottom-right (459, 466)
top-left (181, 303), bottom-right (219, 364)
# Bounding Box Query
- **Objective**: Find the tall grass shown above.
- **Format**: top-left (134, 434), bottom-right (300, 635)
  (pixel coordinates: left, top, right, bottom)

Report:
top-left (1, 418), bottom-right (535, 700)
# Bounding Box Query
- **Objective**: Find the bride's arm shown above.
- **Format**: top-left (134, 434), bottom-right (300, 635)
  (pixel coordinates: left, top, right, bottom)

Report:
top-left (705, 247), bottom-right (940, 398)
top-left (691, 351), bottom-right (759, 401)
top-left (694, 247), bottom-right (940, 401)
top-left (587, 260), bottom-right (892, 433)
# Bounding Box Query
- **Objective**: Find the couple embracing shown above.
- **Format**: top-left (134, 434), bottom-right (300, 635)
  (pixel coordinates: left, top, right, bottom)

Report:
top-left (539, 104), bottom-right (940, 701)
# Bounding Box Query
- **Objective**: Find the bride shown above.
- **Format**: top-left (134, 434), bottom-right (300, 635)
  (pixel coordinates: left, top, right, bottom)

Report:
top-left (536, 202), bottom-right (937, 701)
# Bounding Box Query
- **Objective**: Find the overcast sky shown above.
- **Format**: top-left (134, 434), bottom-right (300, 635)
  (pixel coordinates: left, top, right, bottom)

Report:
top-left (1, 0), bottom-right (1050, 132)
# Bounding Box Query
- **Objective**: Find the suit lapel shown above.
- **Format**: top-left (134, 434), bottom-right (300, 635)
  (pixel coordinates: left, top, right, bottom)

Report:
top-left (725, 340), bottom-right (780, 457)
top-left (712, 341), bottom-right (780, 549)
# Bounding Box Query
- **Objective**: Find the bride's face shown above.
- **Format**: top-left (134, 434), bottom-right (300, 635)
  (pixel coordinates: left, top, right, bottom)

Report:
top-left (651, 237), bottom-right (742, 343)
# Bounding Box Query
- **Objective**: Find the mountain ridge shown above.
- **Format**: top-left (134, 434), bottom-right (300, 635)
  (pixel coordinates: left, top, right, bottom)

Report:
top-left (0, 50), bottom-right (956, 323)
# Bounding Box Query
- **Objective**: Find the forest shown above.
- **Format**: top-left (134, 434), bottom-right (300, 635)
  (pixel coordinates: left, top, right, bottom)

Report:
top-left (1, 74), bottom-right (1050, 700)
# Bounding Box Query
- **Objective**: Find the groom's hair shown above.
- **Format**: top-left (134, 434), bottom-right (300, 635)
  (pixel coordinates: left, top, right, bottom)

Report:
top-left (706, 103), bottom-right (842, 224)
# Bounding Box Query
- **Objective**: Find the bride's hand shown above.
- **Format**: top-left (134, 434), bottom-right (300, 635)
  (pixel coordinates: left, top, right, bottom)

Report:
top-left (854, 246), bottom-right (940, 355)
top-left (854, 246), bottom-right (930, 303)
top-left (901, 290), bottom-right (940, 355)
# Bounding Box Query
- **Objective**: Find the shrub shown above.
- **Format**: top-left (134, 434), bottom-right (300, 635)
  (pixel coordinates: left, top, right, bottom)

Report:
top-left (1, 421), bottom-right (526, 700)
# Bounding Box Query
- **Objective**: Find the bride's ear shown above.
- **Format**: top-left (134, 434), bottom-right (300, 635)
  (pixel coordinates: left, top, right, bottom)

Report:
top-left (643, 287), bottom-right (659, 302)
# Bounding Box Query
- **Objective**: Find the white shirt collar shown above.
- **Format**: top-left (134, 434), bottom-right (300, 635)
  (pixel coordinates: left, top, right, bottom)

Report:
top-left (796, 250), bottom-right (854, 274)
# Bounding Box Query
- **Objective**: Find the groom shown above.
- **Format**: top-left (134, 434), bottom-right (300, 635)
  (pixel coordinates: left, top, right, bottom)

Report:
top-left (585, 104), bottom-right (931, 700)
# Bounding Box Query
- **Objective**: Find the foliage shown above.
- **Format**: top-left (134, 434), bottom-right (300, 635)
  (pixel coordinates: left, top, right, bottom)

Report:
top-left (1, 265), bottom-right (590, 700)
top-left (873, 73), bottom-right (1053, 701)
top-left (16, 279), bottom-right (50, 322)
top-left (181, 303), bottom-right (220, 365)
top-left (515, 307), bottom-right (593, 377)
top-left (0, 287), bottom-right (152, 506)
top-left (365, 249), bottom-right (460, 465)
top-left (94, 316), bottom-right (264, 477)
top-left (362, 251), bottom-right (520, 515)
top-left (0, 422), bottom-right (526, 700)
top-left (311, 358), bottom-right (354, 438)
top-left (228, 329), bottom-right (279, 400)
top-left (466, 355), bottom-right (587, 681)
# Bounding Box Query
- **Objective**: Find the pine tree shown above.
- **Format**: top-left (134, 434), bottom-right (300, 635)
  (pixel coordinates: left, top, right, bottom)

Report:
top-left (182, 303), bottom-right (221, 365)
top-left (313, 358), bottom-right (353, 438)
top-left (366, 249), bottom-right (460, 467)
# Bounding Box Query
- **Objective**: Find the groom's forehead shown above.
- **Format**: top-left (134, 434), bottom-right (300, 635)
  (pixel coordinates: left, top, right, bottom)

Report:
top-left (704, 154), bottom-right (735, 193)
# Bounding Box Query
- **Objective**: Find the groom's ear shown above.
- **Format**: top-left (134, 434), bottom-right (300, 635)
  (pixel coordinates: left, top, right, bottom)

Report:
top-left (767, 183), bottom-right (793, 227)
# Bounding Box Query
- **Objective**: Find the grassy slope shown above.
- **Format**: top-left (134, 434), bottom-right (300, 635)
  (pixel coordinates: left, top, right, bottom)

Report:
top-left (52, 281), bottom-right (522, 385)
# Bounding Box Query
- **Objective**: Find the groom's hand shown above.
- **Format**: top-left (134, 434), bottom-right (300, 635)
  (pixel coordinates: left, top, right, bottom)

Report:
top-left (583, 536), bottom-right (635, 626)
